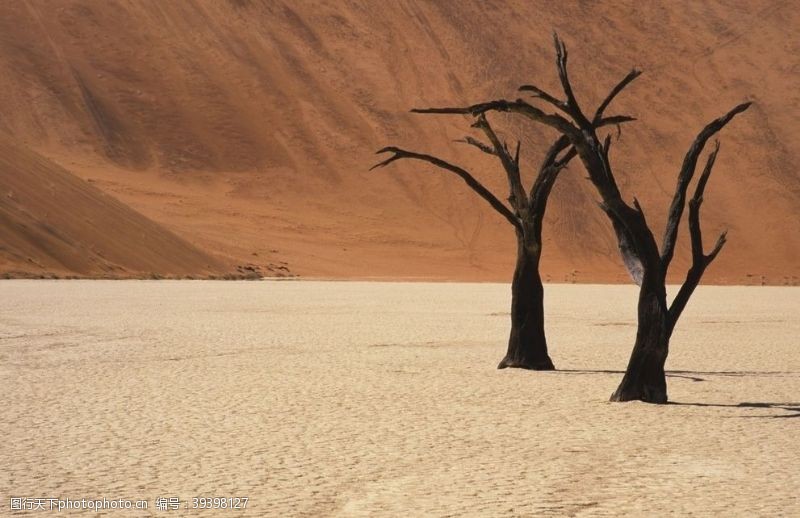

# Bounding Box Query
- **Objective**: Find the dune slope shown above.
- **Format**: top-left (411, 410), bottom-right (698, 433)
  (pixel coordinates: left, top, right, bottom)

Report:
top-left (0, 137), bottom-right (226, 277)
top-left (0, 0), bottom-right (797, 282)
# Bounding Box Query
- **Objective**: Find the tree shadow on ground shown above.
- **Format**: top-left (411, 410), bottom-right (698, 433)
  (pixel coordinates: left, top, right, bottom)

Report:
top-left (668, 401), bottom-right (800, 419)
top-left (552, 369), bottom-right (799, 418)
top-left (556, 369), bottom-right (708, 382)
top-left (555, 369), bottom-right (798, 383)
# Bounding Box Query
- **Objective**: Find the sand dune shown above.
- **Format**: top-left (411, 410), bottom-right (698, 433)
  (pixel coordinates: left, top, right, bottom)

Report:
top-left (0, 136), bottom-right (226, 278)
top-left (0, 1), bottom-right (798, 282)
top-left (1, 281), bottom-right (798, 515)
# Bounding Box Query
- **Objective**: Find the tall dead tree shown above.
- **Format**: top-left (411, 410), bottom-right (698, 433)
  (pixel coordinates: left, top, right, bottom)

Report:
top-left (410, 34), bottom-right (750, 403)
top-left (372, 96), bottom-right (633, 370)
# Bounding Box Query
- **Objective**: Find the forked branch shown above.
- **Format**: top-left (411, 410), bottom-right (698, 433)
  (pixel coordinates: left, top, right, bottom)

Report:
top-left (661, 103), bottom-right (751, 271)
top-left (593, 69), bottom-right (642, 124)
top-left (552, 33), bottom-right (591, 128)
top-left (668, 142), bottom-right (728, 328)
top-left (529, 136), bottom-right (577, 210)
top-left (518, 83), bottom-right (569, 116)
top-left (471, 114), bottom-right (529, 213)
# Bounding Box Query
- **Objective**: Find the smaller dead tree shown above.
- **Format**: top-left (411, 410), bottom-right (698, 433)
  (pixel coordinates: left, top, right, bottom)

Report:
top-left (371, 97), bottom-right (632, 370)
top-left (409, 34), bottom-right (750, 403)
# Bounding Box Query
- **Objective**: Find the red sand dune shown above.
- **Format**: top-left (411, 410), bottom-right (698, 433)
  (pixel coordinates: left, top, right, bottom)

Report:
top-left (0, 0), bottom-right (797, 283)
top-left (0, 136), bottom-right (225, 277)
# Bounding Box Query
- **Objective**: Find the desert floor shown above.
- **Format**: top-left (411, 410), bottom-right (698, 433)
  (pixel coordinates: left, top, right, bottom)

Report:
top-left (1, 281), bottom-right (798, 516)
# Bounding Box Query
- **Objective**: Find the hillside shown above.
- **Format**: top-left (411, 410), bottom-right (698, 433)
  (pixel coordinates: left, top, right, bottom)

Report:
top-left (0, 0), bottom-right (797, 283)
top-left (0, 136), bottom-right (226, 278)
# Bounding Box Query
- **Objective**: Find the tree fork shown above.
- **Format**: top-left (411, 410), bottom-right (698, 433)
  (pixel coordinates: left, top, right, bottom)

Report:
top-left (373, 49), bottom-right (650, 374)
top-left (415, 34), bottom-right (750, 401)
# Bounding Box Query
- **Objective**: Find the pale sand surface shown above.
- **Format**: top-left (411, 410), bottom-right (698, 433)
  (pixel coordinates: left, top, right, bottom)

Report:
top-left (1, 281), bottom-right (798, 516)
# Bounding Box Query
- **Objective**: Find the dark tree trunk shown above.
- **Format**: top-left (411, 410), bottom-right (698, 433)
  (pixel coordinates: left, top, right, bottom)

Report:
top-left (401, 34), bottom-right (749, 402)
top-left (373, 112), bottom-right (581, 373)
top-left (498, 237), bottom-right (555, 370)
top-left (610, 280), bottom-right (670, 403)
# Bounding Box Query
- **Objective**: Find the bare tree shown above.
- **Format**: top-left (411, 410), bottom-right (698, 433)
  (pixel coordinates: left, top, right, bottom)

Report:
top-left (409, 34), bottom-right (750, 403)
top-left (371, 92), bottom-right (633, 370)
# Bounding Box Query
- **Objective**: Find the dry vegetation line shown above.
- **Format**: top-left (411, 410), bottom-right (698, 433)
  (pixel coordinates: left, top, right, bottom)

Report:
top-left (375, 33), bottom-right (752, 405)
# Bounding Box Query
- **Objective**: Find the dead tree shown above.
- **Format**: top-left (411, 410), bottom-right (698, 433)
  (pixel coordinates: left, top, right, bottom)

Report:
top-left (410, 35), bottom-right (750, 403)
top-left (371, 93), bottom-right (633, 371)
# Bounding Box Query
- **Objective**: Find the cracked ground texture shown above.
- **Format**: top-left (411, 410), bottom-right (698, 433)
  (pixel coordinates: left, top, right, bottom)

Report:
top-left (1, 281), bottom-right (798, 516)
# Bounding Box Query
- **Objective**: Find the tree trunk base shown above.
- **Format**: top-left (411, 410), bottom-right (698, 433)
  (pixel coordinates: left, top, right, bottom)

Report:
top-left (497, 356), bottom-right (555, 371)
top-left (609, 384), bottom-right (668, 404)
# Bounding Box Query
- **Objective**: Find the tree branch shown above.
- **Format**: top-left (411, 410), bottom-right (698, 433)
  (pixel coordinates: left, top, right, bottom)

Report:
top-left (668, 143), bottom-right (728, 328)
top-left (660, 102), bottom-right (751, 271)
top-left (593, 69), bottom-right (642, 123)
top-left (410, 37), bottom-right (647, 275)
top-left (528, 146), bottom-right (577, 226)
top-left (412, 99), bottom-right (581, 140)
top-left (533, 36), bottom-right (650, 280)
top-left (518, 83), bottom-right (570, 116)
top-left (454, 136), bottom-right (496, 156)
top-left (553, 32), bottom-right (591, 128)
top-left (688, 142), bottom-right (720, 263)
top-left (471, 114), bottom-right (529, 213)
top-left (370, 147), bottom-right (521, 230)
top-left (528, 112), bottom-right (634, 212)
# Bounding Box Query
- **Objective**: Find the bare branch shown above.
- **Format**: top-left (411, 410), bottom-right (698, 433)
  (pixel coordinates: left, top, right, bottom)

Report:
top-left (412, 100), bottom-right (634, 209)
top-left (602, 133), bottom-right (613, 156)
top-left (472, 114), bottom-right (528, 213)
top-left (553, 146), bottom-right (577, 169)
top-left (529, 145), bottom-right (577, 214)
top-left (661, 103), bottom-right (751, 270)
top-left (409, 78), bottom-right (641, 265)
top-left (370, 147), bottom-right (521, 230)
top-left (593, 69), bottom-right (642, 123)
top-left (706, 230), bottom-right (728, 264)
top-left (406, 97), bottom-right (631, 230)
top-left (601, 115), bottom-right (637, 125)
top-left (540, 135), bottom-right (570, 170)
top-left (527, 134), bottom-right (570, 209)
top-left (632, 197), bottom-right (644, 215)
top-left (412, 99), bottom-right (581, 139)
top-left (531, 38), bottom-right (648, 277)
top-left (369, 146), bottom-right (408, 170)
top-left (545, 36), bottom-right (651, 283)
top-left (518, 83), bottom-right (569, 115)
top-left (693, 141), bottom-right (719, 202)
top-left (527, 113), bottom-right (634, 208)
top-left (455, 136), bottom-right (496, 156)
top-left (552, 33), bottom-right (591, 128)
top-left (688, 144), bottom-right (719, 262)
top-left (668, 142), bottom-right (729, 328)
top-left (520, 42), bottom-right (638, 130)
